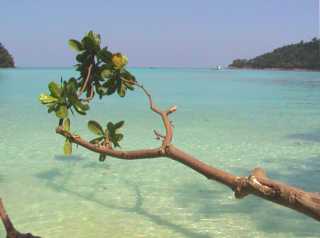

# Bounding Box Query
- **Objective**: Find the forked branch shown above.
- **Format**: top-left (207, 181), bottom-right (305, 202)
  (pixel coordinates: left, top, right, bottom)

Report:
top-left (55, 81), bottom-right (320, 222)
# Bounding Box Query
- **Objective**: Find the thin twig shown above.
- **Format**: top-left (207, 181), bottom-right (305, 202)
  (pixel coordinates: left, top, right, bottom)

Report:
top-left (78, 64), bottom-right (93, 96)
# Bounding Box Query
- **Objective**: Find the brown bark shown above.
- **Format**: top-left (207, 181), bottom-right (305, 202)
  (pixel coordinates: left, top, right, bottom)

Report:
top-left (55, 126), bottom-right (320, 221)
top-left (0, 199), bottom-right (41, 238)
top-left (54, 77), bottom-right (320, 222)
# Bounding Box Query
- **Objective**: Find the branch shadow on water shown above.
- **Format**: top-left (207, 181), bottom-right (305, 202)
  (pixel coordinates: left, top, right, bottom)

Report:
top-left (287, 129), bottom-right (320, 143)
top-left (35, 155), bottom-right (212, 238)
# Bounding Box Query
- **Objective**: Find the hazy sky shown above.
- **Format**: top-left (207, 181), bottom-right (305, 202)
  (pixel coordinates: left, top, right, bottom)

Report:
top-left (1, 0), bottom-right (318, 67)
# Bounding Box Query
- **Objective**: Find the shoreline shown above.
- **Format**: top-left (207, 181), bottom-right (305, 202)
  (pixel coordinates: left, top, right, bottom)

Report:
top-left (227, 67), bottom-right (320, 73)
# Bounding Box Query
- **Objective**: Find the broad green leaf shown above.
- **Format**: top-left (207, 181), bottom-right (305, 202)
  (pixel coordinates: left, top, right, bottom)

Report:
top-left (68, 39), bottom-right (83, 52)
top-left (69, 96), bottom-right (89, 115)
top-left (123, 78), bottom-right (135, 90)
top-left (107, 122), bottom-right (115, 134)
top-left (76, 51), bottom-right (91, 63)
top-left (97, 48), bottom-right (112, 63)
top-left (39, 93), bottom-right (58, 104)
top-left (63, 118), bottom-right (70, 131)
top-left (121, 69), bottom-right (136, 82)
top-left (86, 31), bottom-right (101, 46)
top-left (101, 69), bottom-right (113, 79)
top-left (114, 121), bottom-right (124, 129)
top-left (66, 78), bottom-right (78, 94)
top-left (88, 120), bottom-right (104, 135)
top-left (64, 139), bottom-right (72, 155)
top-left (82, 35), bottom-right (100, 52)
top-left (48, 82), bottom-right (62, 98)
top-left (55, 105), bottom-right (68, 118)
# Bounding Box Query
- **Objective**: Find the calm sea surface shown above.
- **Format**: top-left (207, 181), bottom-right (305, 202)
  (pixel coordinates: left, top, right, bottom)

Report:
top-left (0, 68), bottom-right (320, 237)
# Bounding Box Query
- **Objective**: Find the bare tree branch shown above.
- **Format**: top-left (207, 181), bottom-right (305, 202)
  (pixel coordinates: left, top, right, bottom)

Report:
top-left (0, 199), bottom-right (41, 238)
top-left (55, 78), bottom-right (320, 222)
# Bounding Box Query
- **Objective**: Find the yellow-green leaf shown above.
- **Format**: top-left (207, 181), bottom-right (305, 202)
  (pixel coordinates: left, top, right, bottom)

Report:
top-left (55, 105), bottom-right (68, 118)
top-left (63, 118), bottom-right (70, 131)
top-left (101, 69), bottom-right (113, 78)
top-left (48, 82), bottom-right (62, 98)
top-left (68, 39), bottom-right (83, 52)
top-left (39, 93), bottom-right (58, 104)
top-left (64, 139), bottom-right (72, 156)
top-left (88, 120), bottom-right (104, 135)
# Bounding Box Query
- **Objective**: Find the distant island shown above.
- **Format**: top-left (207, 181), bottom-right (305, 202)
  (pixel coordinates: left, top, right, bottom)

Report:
top-left (0, 43), bottom-right (15, 68)
top-left (229, 38), bottom-right (320, 70)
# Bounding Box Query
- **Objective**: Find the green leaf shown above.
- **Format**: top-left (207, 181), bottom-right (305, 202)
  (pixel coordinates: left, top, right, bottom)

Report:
top-left (123, 78), bottom-right (135, 90)
top-left (89, 136), bottom-right (104, 144)
top-left (82, 34), bottom-right (100, 52)
top-left (88, 120), bottom-right (104, 135)
top-left (63, 118), bottom-right (70, 131)
top-left (114, 121), bottom-right (124, 129)
top-left (69, 96), bottom-right (89, 115)
top-left (107, 122), bottom-right (115, 134)
top-left (55, 105), bottom-right (68, 118)
top-left (76, 51), bottom-right (91, 63)
top-left (97, 48), bottom-right (112, 63)
top-left (86, 31), bottom-right (101, 46)
top-left (48, 82), bottom-right (62, 98)
top-left (69, 39), bottom-right (83, 52)
top-left (64, 139), bottom-right (72, 156)
top-left (66, 78), bottom-right (78, 94)
top-left (39, 93), bottom-right (58, 104)
top-left (101, 69), bottom-right (113, 79)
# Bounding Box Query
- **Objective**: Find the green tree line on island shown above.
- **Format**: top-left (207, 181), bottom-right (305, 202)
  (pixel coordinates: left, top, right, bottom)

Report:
top-left (229, 37), bottom-right (320, 70)
top-left (0, 43), bottom-right (15, 68)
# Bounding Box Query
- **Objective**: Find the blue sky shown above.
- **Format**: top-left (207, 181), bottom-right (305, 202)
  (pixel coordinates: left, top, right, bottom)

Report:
top-left (1, 0), bottom-right (318, 67)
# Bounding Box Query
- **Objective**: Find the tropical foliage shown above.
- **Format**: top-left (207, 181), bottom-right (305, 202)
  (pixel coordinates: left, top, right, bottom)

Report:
top-left (229, 38), bottom-right (320, 70)
top-left (39, 31), bottom-right (136, 158)
top-left (0, 43), bottom-right (14, 68)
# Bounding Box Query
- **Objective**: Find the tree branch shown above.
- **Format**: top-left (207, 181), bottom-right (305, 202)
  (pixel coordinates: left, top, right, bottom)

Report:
top-left (78, 64), bottom-right (93, 97)
top-left (56, 126), bottom-right (320, 221)
top-left (0, 199), bottom-right (41, 238)
top-left (130, 81), bottom-right (175, 149)
top-left (55, 76), bottom-right (320, 222)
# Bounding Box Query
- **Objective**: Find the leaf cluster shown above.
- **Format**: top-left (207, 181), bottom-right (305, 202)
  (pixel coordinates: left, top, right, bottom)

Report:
top-left (39, 80), bottom-right (89, 118)
top-left (70, 31), bottom-right (136, 98)
top-left (39, 31), bottom-right (137, 156)
top-left (88, 120), bottom-right (124, 161)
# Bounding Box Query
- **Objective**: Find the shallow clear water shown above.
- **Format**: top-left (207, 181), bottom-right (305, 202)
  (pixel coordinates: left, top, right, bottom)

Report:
top-left (0, 68), bottom-right (320, 237)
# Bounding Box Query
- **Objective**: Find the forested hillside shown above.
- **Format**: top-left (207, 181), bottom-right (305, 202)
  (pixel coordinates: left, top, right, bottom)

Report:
top-left (0, 43), bottom-right (15, 68)
top-left (229, 38), bottom-right (320, 70)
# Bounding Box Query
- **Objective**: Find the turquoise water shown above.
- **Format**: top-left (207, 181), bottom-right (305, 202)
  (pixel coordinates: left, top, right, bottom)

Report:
top-left (0, 68), bottom-right (320, 237)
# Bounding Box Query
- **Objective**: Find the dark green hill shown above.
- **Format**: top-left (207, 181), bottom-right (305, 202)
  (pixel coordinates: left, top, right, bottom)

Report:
top-left (229, 38), bottom-right (320, 70)
top-left (0, 43), bottom-right (15, 68)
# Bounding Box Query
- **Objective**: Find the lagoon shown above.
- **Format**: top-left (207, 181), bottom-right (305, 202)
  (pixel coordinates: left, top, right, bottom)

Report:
top-left (0, 68), bottom-right (320, 237)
